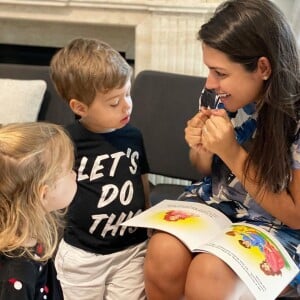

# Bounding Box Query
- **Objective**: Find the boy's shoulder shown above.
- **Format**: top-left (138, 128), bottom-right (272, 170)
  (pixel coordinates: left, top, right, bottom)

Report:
top-left (65, 121), bottom-right (143, 139)
top-left (119, 123), bottom-right (142, 135)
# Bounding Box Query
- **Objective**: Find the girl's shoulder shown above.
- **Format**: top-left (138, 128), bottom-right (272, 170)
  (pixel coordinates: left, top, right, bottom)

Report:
top-left (0, 254), bottom-right (40, 280)
top-left (0, 254), bottom-right (40, 299)
top-left (0, 255), bottom-right (62, 300)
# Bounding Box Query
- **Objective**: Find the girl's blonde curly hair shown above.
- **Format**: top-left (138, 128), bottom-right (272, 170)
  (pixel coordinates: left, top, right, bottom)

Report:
top-left (0, 122), bottom-right (74, 261)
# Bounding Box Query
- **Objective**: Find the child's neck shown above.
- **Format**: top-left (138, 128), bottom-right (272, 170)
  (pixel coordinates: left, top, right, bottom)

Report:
top-left (79, 119), bottom-right (117, 133)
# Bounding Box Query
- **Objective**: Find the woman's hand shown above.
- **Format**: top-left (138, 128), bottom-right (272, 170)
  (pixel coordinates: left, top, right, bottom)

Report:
top-left (185, 108), bottom-right (211, 152)
top-left (201, 109), bottom-right (238, 159)
top-left (185, 108), bottom-right (214, 174)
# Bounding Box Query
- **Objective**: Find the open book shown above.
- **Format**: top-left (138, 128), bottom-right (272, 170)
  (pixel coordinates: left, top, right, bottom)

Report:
top-left (122, 199), bottom-right (299, 300)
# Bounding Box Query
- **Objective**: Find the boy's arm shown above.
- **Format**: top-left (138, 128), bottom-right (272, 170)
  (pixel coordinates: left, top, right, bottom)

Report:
top-left (142, 173), bottom-right (150, 209)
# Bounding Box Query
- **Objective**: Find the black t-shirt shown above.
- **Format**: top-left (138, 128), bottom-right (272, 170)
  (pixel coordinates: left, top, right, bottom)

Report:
top-left (0, 254), bottom-right (63, 300)
top-left (64, 122), bottom-right (149, 254)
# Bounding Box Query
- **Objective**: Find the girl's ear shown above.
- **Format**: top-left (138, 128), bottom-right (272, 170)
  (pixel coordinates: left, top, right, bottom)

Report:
top-left (69, 99), bottom-right (88, 117)
top-left (257, 56), bottom-right (272, 80)
top-left (40, 184), bottom-right (49, 208)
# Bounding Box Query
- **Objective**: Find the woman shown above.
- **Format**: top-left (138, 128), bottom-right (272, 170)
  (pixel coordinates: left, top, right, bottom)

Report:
top-left (143, 0), bottom-right (300, 299)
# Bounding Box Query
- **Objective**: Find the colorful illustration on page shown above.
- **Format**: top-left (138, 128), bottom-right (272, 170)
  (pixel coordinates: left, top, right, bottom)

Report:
top-left (226, 224), bottom-right (290, 276)
top-left (149, 209), bottom-right (207, 230)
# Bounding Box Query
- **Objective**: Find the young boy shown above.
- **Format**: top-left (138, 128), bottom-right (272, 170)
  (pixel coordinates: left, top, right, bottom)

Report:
top-left (50, 38), bottom-right (150, 300)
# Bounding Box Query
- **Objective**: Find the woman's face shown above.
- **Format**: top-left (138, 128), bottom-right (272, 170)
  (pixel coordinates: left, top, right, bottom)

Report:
top-left (202, 43), bottom-right (266, 112)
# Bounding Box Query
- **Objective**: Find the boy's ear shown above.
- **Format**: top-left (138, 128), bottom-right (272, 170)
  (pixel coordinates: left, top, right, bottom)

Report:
top-left (69, 99), bottom-right (88, 117)
top-left (257, 56), bottom-right (272, 80)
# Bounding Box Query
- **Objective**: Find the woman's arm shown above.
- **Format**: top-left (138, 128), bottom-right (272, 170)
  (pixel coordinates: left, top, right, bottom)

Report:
top-left (225, 146), bottom-right (300, 228)
top-left (202, 109), bottom-right (300, 228)
top-left (189, 148), bottom-right (213, 176)
top-left (185, 109), bottom-right (214, 175)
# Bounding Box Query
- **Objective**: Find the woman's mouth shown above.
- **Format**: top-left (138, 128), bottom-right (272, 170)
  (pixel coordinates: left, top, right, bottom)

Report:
top-left (217, 93), bottom-right (230, 104)
top-left (217, 93), bottom-right (230, 99)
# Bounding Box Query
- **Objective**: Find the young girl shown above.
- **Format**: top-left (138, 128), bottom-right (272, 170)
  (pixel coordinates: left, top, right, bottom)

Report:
top-left (0, 122), bottom-right (77, 300)
top-left (144, 0), bottom-right (300, 299)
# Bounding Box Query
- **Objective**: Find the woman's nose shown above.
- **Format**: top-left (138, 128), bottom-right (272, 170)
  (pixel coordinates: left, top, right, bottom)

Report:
top-left (205, 73), bottom-right (219, 91)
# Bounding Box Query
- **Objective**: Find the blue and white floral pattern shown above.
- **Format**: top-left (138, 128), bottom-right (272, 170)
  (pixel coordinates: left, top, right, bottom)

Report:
top-left (180, 103), bottom-right (300, 291)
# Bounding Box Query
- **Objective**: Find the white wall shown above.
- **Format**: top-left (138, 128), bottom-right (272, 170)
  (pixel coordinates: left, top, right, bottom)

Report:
top-left (272, 0), bottom-right (300, 48)
top-left (271, 0), bottom-right (295, 19)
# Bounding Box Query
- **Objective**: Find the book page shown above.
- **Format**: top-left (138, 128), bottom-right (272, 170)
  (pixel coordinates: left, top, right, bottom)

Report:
top-left (122, 199), bottom-right (232, 251)
top-left (199, 223), bottom-right (299, 299)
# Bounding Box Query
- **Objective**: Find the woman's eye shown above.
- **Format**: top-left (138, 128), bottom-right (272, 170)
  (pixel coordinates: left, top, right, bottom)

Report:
top-left (215, 70), bottom-right (226, 78)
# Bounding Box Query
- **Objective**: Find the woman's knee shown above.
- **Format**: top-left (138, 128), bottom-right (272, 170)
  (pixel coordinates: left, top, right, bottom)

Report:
top-left (144, 232), bottom-right (192, 279)
top-left (144, 232), bottom-right (193, 299)
top-left (185, 253), bottom-right (238, 299)
top-left (188, 253), bottom-right (230, 278)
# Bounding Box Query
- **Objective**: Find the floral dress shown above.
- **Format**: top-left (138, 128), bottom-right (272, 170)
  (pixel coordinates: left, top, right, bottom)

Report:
top-left (180, 103), bottom-right (300, 293)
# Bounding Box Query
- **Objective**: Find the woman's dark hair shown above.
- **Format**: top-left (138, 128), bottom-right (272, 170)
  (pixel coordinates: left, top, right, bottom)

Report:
top-left (198, 0), bottom-right (300, 193)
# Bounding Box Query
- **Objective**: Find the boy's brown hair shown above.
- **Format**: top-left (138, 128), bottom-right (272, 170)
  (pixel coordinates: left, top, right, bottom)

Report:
top-left (50, 38), bottom-right (132, 106)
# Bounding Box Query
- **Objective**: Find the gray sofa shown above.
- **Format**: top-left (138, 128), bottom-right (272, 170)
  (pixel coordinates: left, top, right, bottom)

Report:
top-left (0, 63), bottom-right (205, 202)
top-left (130, 70), bottom-right (206, 203)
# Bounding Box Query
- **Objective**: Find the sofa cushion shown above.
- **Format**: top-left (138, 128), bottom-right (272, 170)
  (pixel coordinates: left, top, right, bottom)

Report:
top-left (0, 78), bottom-right (46, 124)
top-left (0, 64), bottom-right (75, 125)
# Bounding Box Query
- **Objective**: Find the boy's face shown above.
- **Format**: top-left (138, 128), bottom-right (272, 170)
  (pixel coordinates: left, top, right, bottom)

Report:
top-left (80, 79), bottom-right (132, 133)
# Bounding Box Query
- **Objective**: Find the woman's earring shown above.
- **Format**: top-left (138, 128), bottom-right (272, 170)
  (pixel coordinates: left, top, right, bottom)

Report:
top-left (263, 76), bottom-right (269, 80)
